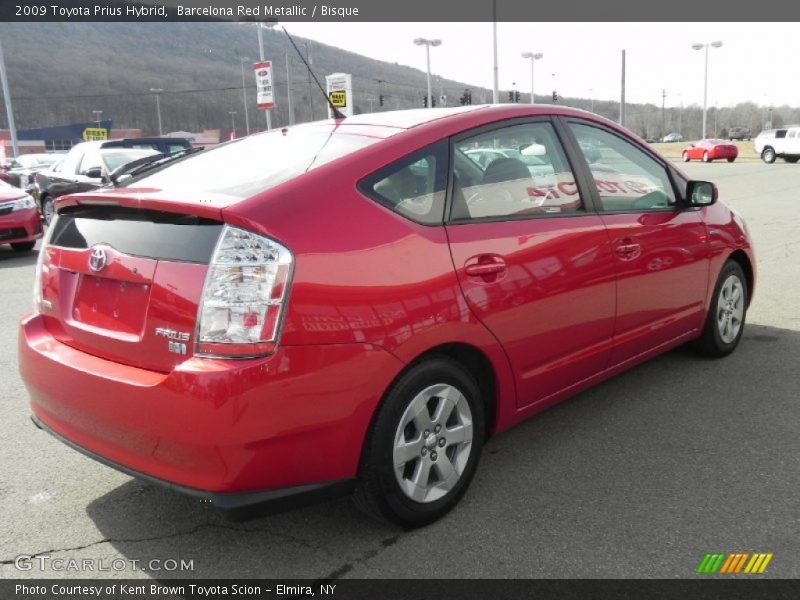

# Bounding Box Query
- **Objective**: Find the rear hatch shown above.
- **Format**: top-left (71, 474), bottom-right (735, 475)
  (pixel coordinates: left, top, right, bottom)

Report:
top-left (38, 206), bottom-right (223, 372)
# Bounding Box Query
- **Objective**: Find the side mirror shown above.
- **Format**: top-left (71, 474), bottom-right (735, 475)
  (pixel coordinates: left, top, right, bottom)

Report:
top-left (82, 167), bottom-right (103, 179)
top-left (686, 180), bottom-right (717, 206)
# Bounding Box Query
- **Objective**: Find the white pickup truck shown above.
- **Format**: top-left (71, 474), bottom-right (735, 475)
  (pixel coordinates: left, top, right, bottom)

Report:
top-left (754, 126), bottom-right (800, 163)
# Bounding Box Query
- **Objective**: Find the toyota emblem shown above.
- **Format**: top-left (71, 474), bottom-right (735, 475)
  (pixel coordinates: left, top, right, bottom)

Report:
top-left (88, 246), bottom-right (107, 272)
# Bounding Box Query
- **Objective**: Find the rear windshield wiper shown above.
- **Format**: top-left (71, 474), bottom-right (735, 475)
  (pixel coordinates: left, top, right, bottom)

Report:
top-left (110, 147), bottom-right (204, 185)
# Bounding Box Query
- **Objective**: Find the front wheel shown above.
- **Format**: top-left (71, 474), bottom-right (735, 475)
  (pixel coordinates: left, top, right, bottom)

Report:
top-left (353, 357), bottom-right (485, 527)
top-left (692, 260), bottom-right (748, 357)
top-left (727, 157), bottom-right (736, 163)
top-left (762, 147), bottom-right (776, 163)
top-left (682, 151), bottom-right (690, 162)
top-left (703, 151), bottom-right (711, 163)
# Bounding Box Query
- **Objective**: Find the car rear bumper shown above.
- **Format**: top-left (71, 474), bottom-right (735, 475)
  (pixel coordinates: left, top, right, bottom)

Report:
top-left (0, 207), bottom-right (43, 244)
top-left (19, 313), bottom-right (404, 501)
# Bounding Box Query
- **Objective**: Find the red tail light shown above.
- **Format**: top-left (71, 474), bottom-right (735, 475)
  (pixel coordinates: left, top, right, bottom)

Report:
top-left (195, 225), bottom-right (293, 358)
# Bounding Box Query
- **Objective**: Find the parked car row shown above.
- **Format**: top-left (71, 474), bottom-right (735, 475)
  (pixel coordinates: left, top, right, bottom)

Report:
top-left (0, 137), bottom-right (193, 252)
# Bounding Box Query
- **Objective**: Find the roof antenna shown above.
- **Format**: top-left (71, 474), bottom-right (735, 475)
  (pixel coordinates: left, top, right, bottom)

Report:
top-left (281, 26), bottom-right (346, 120)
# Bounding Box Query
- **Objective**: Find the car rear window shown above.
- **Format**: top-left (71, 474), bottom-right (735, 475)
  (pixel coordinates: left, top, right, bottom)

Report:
top-left (127, 125), bottom-right (381, 198)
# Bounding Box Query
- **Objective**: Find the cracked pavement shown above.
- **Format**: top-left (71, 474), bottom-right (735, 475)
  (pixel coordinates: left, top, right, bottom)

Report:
top-left (1, 161), bottom-right (799, 579)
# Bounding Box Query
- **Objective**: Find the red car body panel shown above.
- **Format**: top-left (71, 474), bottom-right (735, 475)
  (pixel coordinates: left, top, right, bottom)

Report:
top-left (19, 105), bottom-right (756, 503)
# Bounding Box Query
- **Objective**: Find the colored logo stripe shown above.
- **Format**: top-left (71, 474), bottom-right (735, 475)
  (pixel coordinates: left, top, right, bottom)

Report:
top-left (697, 552), bottom-right (773, 574)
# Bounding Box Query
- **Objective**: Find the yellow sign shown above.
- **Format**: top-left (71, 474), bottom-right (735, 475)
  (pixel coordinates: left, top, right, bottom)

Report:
top-left (82, 127), bottom-right (109, 141)
top-left (329, 90), bottom-right (347, 108)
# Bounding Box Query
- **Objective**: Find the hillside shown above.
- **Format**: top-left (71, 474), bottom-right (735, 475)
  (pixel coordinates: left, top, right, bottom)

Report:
top-left (0, 22), bottom-right (797, 140)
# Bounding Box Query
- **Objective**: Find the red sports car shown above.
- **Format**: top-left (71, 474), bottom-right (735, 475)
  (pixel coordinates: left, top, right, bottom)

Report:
top-left (19, 105), bottom-right (755, 527)
top-left (682, 139), bottom-right (739, 163)
top-left (0, 181), bottom-right (43, 252)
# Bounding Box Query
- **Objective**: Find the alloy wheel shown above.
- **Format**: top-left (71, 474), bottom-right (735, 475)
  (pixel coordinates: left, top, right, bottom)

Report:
top-left (392, 383), bottom-right (473, 504)
top-left (717, 274), bottom-right (745, 344)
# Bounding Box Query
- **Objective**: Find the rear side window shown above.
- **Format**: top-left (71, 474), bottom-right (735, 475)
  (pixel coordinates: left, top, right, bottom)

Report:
top-left (128, 125), bottom-right (381, 198)
top-left (359, 140), bottom-right (448, 225)
top-left (775, 130), bottom-right (787, 139)
top-left (451, 121), bottom-right (583, 220)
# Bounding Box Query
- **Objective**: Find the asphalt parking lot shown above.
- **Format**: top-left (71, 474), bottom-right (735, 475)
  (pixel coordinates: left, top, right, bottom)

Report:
top-left (1, 159), bottom-right (799, 580)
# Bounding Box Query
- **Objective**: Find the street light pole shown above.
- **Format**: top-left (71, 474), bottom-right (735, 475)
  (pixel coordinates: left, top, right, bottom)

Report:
top-left (0, 36), bottom-right (19, 158)
top-left (414, 37), bottom-right (442, 109)
top-left (492, 0), bottom-right (498, 104)
top-left (521, 52), bottom-right (542, 104)
top-left (692, 41), bottom-right (722, 139)
top-left (239, 57), bottom-right (251, 136)
top-left (256, 22), bottom-right (278, 131)
top-left (149, 88), bottom-right (163, 136)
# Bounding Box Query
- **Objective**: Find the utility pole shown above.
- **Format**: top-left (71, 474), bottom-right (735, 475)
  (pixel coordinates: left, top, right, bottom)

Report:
top-left (0, 36), bottom-right (19, 158)
top-left (305, 42), bottom-right (314, 121)
top-left (619, 49), bottom-right (626, 127)
top-left (239, 57), bottom-right (251, 136)
top-left (285, 52), bottom-right (295, 126)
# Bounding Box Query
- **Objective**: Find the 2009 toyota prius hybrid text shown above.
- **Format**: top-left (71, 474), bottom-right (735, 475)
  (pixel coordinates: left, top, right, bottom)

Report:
top-left (19, 105), bottom-right (755, 527)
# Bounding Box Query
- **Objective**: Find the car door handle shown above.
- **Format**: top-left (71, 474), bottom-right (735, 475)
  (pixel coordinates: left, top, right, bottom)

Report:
top-left (465, 263), bottom-right (505, 276)
top-left (464, 255), bottom-right (507, 280)
top-left (613, 239), bottom-right (642, 260)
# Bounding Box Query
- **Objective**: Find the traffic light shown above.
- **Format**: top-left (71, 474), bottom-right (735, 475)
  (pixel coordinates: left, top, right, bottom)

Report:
top-left (460, 88), bottom-right (473, 105)
top-left (552, 90), bottom-right (558, 102)
top-left (379, 94), bottom-right (384, 107)
top-left (431, 96), bottom-right (437, 107)
top-left (508, 91), bottom-right (514, 102)
top-left (515, 90), bottom-right (521, 103)
top-left (423, 95), bottom-right (427, 107)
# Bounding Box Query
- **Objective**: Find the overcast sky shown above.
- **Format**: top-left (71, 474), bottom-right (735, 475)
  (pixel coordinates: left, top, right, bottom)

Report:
top-left (283, 22), bottom-right (790, 108)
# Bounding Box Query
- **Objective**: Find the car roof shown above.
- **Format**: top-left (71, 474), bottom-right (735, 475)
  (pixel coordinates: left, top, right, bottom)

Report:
top-left (335, 105), bottom-right (488, 129)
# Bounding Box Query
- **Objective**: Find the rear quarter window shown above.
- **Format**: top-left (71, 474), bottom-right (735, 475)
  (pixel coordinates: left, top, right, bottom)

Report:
top-left (358, 140), bottom-right (448, 225)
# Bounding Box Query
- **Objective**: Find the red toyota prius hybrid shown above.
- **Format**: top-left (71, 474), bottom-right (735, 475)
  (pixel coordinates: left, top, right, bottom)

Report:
top-left (19, 105), bottom-right (755, 527)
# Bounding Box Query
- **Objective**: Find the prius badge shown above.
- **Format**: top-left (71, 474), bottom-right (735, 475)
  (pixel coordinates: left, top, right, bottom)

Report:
top-left (88, 246), bottom-right (107, 272)
top-left (155, 327), bottom-right (191, 355)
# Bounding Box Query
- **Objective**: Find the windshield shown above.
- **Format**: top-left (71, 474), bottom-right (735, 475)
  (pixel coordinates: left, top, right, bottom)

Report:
top-left (128, 126), bottom-right (381, 198)
top-left (101, 149), bottom-right (160, 172)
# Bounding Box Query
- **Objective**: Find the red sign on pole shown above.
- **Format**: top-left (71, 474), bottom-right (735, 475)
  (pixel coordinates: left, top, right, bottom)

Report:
top-left (254, 61), bottom-right (275, 110)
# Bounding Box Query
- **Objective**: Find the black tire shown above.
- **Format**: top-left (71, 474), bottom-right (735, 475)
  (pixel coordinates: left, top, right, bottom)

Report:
top-left (40, 195), bottom-right (54, 225)
top-left (10, 241), bottom-right (35, 252)
top-left (353, 356), bottom-right (485, 528)
top-left (762, 147), bottom-right (776, 163)
top-left (692, 260), bottom-right (748, 358)
top-left (727, 157), bottom-right (735, 163)
top-left (682, 151), bottom-right (690, 162)
top-left (784, 156), bottom-right (799, 163)
top-left (703, 151), bottom-right (711, 163)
